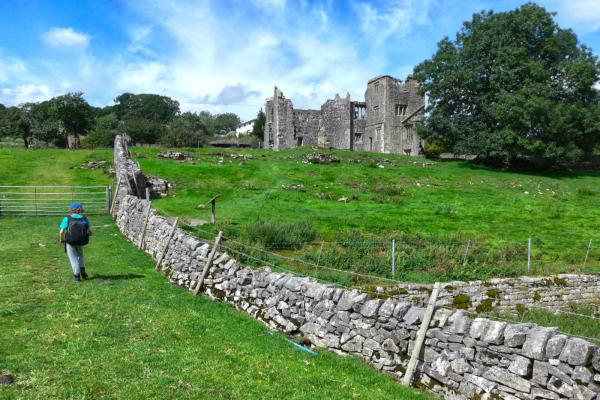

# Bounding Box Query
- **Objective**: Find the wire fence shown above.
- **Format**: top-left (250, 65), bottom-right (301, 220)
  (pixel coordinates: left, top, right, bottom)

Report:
top-left (147, 208), bottom-right (600, 341)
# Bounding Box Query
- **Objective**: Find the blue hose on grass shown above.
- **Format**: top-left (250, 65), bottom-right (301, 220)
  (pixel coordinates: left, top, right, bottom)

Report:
top-left (267, 331), bottom-right (318, 356)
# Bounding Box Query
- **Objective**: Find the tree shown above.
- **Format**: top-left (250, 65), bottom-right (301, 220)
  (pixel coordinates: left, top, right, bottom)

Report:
top-left (45, 93), bottom-right (94, 148)
top-left (114, 93), bottom-right (180, 144)
top-left (114, 93), bottom-right (180, 123)
top-left (82, 113), bottom-right (120, 148)
top-left (414, 3), bottom-right (600, 167)
top-left (161, 112), bottom-right (208, 147)
top-left (251, 109), bottom-right (266, 140)
top-left (3, 107), bottom-right (33, 147)
top-left (213, 113), bottom-right (240, 135)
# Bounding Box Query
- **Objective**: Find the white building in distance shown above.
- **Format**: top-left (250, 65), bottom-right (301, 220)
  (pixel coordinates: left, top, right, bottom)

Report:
top-left (235, 119), bottom-right (255, 137)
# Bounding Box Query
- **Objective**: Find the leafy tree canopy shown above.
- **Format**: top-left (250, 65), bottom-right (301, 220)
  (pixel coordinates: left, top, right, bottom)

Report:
top-left (114, 93), bottom-right (180, 124)
top-left (414, 3), bottom-right (600, 167)
top-left (251, 109), bottom-right (266, 140)
top-left (161, 112), bottom-right (209, 147)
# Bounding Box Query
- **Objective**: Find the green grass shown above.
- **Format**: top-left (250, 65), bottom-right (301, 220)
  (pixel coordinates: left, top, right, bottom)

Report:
top-left (130, 146), bottom-right (600, 283)
top-left (0, 147), bottom-right (428, 399)
top-left (0, 147), bottom-right (113, 186)
top-left (493, 304), bottom-right (600, 343)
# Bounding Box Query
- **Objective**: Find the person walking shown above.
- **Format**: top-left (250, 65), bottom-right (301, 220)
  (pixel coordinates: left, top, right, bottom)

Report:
top-left (59, 202), bottom-right (92, 282)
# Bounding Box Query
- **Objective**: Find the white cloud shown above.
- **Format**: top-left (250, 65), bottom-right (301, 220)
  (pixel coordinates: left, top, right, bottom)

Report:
top-left (540, 0), bottom-right (600, 33)
top-left (42, 27), bottom-right (90, 49)
top-left (353, 0), bottom-right (434, 45)
top-left (0, 84), bottom-right (59, 105)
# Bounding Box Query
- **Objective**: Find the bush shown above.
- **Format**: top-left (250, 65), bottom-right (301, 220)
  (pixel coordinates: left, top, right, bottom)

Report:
top-left (244, 220), bottom-right (317, 250)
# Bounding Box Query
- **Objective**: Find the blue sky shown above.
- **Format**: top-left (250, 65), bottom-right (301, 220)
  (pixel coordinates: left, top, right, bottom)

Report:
top-left (1, 0), bottom-right (599, 121)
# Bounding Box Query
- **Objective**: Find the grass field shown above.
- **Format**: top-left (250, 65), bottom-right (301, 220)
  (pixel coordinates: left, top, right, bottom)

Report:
top-left (131, 146), bottom-right (600, 283)
top-left (0, 147), bottom-right (428, 399)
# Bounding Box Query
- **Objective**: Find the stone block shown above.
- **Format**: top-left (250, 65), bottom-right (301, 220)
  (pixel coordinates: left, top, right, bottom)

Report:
top-left (559, 338), bottom-right (594, 366)
top-left (378, 298), bottom-right (396, 318)
top-left (450, 358), bottom-right (472, 374)
top-left (341, 335), bottom-right (364, 353)
top-left (469, 318), bottom-right (488, 340)
top-left (337, 292), bottom-right (368, 311)
top-left (403, 306), bottom-right (424, 325)
top-left (508, 355), bottom-right (531, 377)
top-left (465, 374), bottom-right (497, 393)
top-left (483, 366), bottom-right (531, 393)
top-left (546, 334), bottom-right (567, 359)
top-left (360, 299), bottom-right (383, 318)
top-left (504, 323), bottom-right (532, 348)
top-left (573, 366), bottom-right (593, 384)
top-left (522, 327), bottom-right (558, 360)
top-left (449, 310), bottom-right (472, 334)
top-left (382, 338), bottom-right (399, 353)
top-left (547, 376), bottom-right (573, 397)
top-left (481, 321), bottom-right (507, 345)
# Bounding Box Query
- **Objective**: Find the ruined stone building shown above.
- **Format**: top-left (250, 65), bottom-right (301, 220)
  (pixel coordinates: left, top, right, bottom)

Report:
top-left (263, 75), bottom-right (425, 155)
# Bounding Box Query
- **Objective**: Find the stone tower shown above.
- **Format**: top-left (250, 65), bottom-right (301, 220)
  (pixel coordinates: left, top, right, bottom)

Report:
top-left (363, 75), bottom-right (424, 155)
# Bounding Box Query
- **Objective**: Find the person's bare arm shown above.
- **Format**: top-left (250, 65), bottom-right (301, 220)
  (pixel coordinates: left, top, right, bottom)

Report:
top-left (59, 229), bottom-right (65, 243)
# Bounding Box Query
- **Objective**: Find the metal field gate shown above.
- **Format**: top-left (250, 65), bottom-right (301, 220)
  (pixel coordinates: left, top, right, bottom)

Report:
top-left (0, 186), bottom-right (112, 216)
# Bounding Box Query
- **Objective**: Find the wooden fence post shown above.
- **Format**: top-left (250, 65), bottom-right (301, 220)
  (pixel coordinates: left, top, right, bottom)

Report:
top-left (155, 218), bottom-right (179, 271)
top-left (109, 175), bottom-right (122, 216)
top-left (138, 201), bottom-right (153, 250)
top-left (193, 231), bottom-right (223, 295)
top-left (402, 282), bottom-right (441, 387)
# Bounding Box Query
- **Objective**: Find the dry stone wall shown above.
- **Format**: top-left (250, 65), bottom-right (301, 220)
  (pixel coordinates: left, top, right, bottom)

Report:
top-left (112, 136), bottom-right (600, 399)
top-left (378, 276), bottom-right (600, 316)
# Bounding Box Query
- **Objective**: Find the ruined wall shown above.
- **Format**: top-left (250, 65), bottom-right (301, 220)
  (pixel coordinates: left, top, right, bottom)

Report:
top-left (318, 94), bottom-right (352, 150)
top-left (264, 87), bottom-right (295, 150)
top-left (293, 109), bottom-right (321, 147)
top-left (112, 136), bottom-right (600, 400)
top-left (264, 75), bottom-right (424, 155)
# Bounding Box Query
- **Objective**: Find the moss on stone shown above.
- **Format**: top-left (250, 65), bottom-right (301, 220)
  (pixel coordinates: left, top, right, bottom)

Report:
top-left (515, 303), bottom-right (527, 314)
top-left (475, 298), bottom-right (495, 313)
top-left (486, 289), bottom-right (500, 299)
top-left (452, 293), bottom-right (472, 309)
top-left (482, 281), bottom-right (493, 287)
top-left (444, 285), bottom-right (455, 292)
top-left (553, 276), bottom-right (567, 286)
top-left (533, 292), bottom-right (541, 302)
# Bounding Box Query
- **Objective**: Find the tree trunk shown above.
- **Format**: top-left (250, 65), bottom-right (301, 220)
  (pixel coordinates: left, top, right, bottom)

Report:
top-left (67, 134), bottom-right (80, 149)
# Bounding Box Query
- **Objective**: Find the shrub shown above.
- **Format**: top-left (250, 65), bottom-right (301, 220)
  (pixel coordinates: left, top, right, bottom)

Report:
top-left (244, 220), bottom-right (317, 250)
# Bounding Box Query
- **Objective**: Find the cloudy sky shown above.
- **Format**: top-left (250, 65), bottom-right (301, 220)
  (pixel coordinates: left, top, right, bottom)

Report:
top-left (1, 0), bottom-right (599, 121)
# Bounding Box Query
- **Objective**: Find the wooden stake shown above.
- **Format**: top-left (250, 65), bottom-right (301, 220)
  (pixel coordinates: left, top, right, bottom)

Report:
top-left (138, 201), bottom-right (153, 250)
top-left (193, 231), bottom-right (223, 295)
top-left (527, 238), bottom-right (532, 273)
top-left (402, 282), bottom-right (441, 387)
top-left (155, 218), bottom-right (179, 271)
top-left (391, 239), bottom-right (396, 277)
top-left (583, 239), bottom-right (593, 268)
top-left (109, 175), bottom-right (123, 215)
top-left (211, 198), bottom-right (216, 224)
top-left (463, 240), bottom-right (472, 265)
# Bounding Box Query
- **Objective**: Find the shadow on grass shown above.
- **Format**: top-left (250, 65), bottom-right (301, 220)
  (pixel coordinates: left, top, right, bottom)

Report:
top-left (88, 273), bottom-right (145, 281)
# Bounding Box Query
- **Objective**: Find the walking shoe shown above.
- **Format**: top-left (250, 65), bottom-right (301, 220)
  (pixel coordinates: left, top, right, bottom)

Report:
top-left (80, 268), bottom-right (88, 279)
top-left (73, 274), bottom-right (81, 282)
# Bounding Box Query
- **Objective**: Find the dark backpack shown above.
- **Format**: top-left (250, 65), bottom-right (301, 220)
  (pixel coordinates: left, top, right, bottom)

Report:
top-left (65, 217), bottom-right (89, 246)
